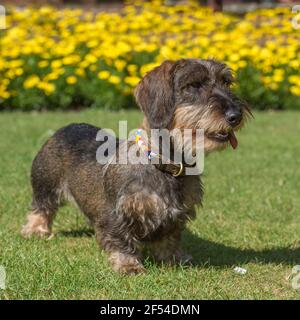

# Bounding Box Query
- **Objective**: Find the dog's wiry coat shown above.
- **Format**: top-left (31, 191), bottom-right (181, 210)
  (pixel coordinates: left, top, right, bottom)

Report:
top-left (22, 59), bottom-right (249, 274)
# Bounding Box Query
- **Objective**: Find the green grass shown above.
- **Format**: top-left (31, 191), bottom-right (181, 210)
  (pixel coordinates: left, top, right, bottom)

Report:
top-left (0, 109), bottom-right (300, 300)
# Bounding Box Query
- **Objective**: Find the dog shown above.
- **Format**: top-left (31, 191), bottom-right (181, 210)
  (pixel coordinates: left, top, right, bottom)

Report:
top-left (21, 59), bottom-right (250, 274)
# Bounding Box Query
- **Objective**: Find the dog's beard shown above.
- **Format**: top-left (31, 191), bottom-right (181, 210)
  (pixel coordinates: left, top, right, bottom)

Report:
top-left (171, 104), bottom-right (245, 154)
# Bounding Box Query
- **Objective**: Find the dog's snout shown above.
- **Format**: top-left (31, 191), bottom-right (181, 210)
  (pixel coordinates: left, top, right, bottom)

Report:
top-left (225, 109), bottom-right (242, 127)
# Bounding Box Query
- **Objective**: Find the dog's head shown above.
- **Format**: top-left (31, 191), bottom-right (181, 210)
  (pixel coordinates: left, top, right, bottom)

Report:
top-left (134, 59), bottom-right (251, 154)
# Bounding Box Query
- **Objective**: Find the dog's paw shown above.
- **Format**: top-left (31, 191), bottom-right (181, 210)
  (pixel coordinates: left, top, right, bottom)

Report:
top-left (153, 248), bottom-right (193, 266)
top-left (21, 212), bottom-right (52, 239)
top-left (174, 251), bottom-right (194, 265)
top-left (117, 263), bottom-right (146, 275)
top-left (109, 252), bottom-right (146, 275)
top-left (21, 224), bottom-right (52, 238)
top-left (157, 250), bottom-right (194, 266)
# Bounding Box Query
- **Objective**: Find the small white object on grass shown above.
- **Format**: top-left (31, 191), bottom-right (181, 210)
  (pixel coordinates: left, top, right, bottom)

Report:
top-left (0, 265), bottom-right (6, 290)
top-left (233, 266), bottom-right (247, 275)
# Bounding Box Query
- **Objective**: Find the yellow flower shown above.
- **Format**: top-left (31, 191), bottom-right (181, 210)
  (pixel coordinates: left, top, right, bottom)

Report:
top-left (15, 68), bottom-right (24, 76)
top-left (237, 60), bottom-right (247, 69)
top-left (272, 74), bottom-right (284, 83)
top-left (9, 60), bottom-right (23, 68)
top-left (89, 65), bottom-right (97, 72)
top-left (63, 55), bottom-right (81, 65)
top-left (1, 3), bottom-right (300, 109)
top-left (127, 64), bottom-right (138, 75)
top-left (140, 62), bottom-right (159, 76)
top-left (38, 61), bottom-right (49, 68)
top-left (261, 76), bottom-right (272, 85)
top-left (98, 70), bottom-right (110, 80)
top-left (85, 54), bottom-right (98, 64)
top-left (24, 75), bottom-right (40, 89)
top-left (87, 40), bottom-right (99, 48)
top-left (38, 82), bottom-right (56, 95)
top-left (66, 76), bottom-right (78, 85)
top-left (108, 75), bottom-right (121, 85)
top-left (2, 79), bottom-right (9, 86)
top-left (273, 69), bottom-right (284, 77)
top-left (290, 86), bottom-right (300, 96)
top-left (44, 68), bottom-right (65, 81)
top-left (288, 75), bottom-right (300, 85)
top-left (51, 60), bottom-right (62, 69)
top-left (290, 60), bottom-right (300, 68)
top-left (229, 54), bottom-right (240, 62)
top-left (114, 59), bottom-right (126, 72)
top-left (75, 68), bottom-right (86, 77)
top-left (79, 61), bottom-right (90, 69)
top-left (0, 91), bottom-right (10, 99)
top-left (269, 83), bottom-right (279, 90)
top-left (6, 70), bottom-right (16, 79)
top-left (124, 76), bottom-right (140, 87)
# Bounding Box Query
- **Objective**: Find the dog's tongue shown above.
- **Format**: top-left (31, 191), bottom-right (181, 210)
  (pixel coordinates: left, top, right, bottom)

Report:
top-left (229, 131), bottom-right (238, 149)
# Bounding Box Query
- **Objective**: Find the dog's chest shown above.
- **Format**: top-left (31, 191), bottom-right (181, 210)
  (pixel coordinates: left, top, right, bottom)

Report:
top-left (139, 174), bottom-right (203, 240)
top-left (104, 164), bottom-right (203, 240)
top-left (181, 175), bottom-right (203, 209)
top-left (139, 175), bottom-right (202, 241)
top-left (162, 175), bottom-right (203, 223)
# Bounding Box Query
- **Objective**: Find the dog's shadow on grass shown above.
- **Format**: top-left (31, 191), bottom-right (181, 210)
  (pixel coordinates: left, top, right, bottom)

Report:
top-left (57, 228), bottom-right (94, 238)
top-left (58, 228), bottom-right (299, 267)
top-left (182, 230), bottom-right (300, 267)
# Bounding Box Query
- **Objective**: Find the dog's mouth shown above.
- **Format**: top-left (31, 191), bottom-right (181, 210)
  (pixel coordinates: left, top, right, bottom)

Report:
top-left (206, 130), bottom-right (238, 149)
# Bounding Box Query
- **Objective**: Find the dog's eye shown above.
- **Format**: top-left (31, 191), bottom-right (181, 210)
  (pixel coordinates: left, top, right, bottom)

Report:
top-left (222, 77), bottom-right (233, 86)
top-left (189, 81), bottom-right (202, 89)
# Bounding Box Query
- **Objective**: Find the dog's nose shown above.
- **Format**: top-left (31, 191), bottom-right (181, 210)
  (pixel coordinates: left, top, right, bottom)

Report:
top-left (225, 109), bottom-right (242, 127)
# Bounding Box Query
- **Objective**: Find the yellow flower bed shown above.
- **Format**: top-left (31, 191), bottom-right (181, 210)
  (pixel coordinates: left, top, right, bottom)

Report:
top-left (0, 0), bottom-right (299, 110)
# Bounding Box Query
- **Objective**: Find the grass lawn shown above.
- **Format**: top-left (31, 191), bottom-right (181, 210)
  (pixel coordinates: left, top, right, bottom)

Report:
top-left (0, 109), bottom-right (300, 300)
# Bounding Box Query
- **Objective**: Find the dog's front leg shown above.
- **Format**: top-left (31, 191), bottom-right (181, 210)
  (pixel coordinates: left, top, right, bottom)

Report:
top-left (98, 190), bottom-right (165, 274)
top-left (98, 237), bottom-right (145, 275)
top-left (95, 219), bottom-right (145, 275)
top-left (107, 250), bottom-right (145, 275)
top-left (150, 228), bottom-right (193, 266)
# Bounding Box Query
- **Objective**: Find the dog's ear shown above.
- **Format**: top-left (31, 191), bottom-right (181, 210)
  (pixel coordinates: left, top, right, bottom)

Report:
top-left (134, 60), bottom-right (176, 129)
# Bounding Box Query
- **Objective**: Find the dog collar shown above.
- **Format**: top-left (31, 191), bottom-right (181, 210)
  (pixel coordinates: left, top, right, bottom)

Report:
top-left (135, 129), bottom-right (160, 160)
top-left (135, 129), bottom-right (188, 177)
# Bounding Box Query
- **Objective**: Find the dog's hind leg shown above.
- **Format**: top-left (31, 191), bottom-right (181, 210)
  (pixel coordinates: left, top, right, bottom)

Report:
top-left (21, 208), bottom-right (56, 238)
top-left (21, 140), bottom-right (64, 238)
